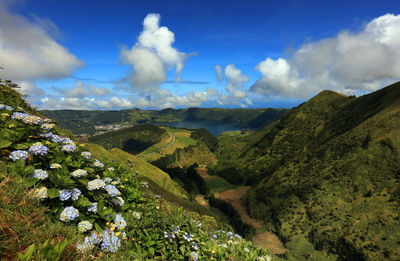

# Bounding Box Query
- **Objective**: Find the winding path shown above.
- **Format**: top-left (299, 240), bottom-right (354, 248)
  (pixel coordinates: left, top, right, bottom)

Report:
top-left (138, 131), bottom-right (176, 158)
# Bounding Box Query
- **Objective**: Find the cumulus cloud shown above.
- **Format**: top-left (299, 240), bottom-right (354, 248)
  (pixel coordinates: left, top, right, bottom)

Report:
top-left (250, 13), bottom-right (400, 98)
top-left (120, 13), bottom-right (190, 93)
top-left (52, 80), bottom-right (112, 98)
top-left (40, 97), bottom-right (98, 110)
top-left (215, 65), bottom-right (223, 81)
top-left (0, 3), bottom-right (84, 81)
top-left (224, 64), bottom-right (249, 99)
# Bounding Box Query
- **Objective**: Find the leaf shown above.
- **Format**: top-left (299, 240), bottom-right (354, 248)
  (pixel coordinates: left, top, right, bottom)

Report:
top-left (23, 177), bottom-right (38, 188)
top-left (94, 222), bottom-right (102, 233)
top-left (47, 188), bottom-right (60, 199)
top-left (13, 143), bottom-right (29, 149)
top-left (97, 200), bottom-right (105, 213)
top-left (18, 243), bottom-right (35, 261)
top-left (0, 140), bottom-right (12, 148)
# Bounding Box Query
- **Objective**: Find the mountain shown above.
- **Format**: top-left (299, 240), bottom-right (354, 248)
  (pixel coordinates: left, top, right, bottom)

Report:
top-left (215, 82), bottom-right (400, 260)
top-left (41, 107), bottom-right (287, 135)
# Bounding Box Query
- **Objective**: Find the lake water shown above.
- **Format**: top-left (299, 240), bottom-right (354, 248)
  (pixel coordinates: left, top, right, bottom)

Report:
top-left (154, 121), bottom-right (255, 135)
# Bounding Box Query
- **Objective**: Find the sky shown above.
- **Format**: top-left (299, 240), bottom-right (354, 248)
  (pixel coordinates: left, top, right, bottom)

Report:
top-left (0, 0), bottom-right (399, 110)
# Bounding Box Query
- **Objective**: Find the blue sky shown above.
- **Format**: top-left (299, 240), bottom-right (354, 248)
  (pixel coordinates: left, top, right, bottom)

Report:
top-left (0, 0), bottom-right (399, 110)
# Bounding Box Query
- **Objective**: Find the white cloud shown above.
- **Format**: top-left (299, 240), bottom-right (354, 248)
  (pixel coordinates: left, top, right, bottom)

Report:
top-left (120, 46), bottom-right (166, 93)
top-left (0, 3), bottom-right (84, 81)
top-left (120, 13), bottom-right (190, 93)
top-left (52, 80), bottom-right (112, 98)
top-left (215, 65), bottom-right (223, 81)
top-left (40, 97), bottom-right (98, 110)
top-left (251, 13), bottom-right (400, 98)
top-left (224, 64), bottom-right (249, 99)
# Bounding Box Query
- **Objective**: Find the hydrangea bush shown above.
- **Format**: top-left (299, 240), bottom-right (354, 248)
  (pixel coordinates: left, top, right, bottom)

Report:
top-left (1, 103), bottom-right (272, 260)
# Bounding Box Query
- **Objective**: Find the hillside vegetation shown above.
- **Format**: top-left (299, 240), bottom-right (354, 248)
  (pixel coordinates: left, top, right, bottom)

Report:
top-left (88, 124), bottom-right (167, 154)
top-left (216, 82), bottom-right (400, 260)
top-left (0, 80), bottom-right (272, 260)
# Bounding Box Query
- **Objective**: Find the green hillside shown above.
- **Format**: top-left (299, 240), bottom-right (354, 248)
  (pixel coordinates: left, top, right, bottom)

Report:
top-left (216, 82), bottom-right (400, 260)
top-left (0, 80), bottom-right (272, 260)
top-left (88, 124), bottom-right (167, 154)
top-left (83, 143), bottom-right (188, 199)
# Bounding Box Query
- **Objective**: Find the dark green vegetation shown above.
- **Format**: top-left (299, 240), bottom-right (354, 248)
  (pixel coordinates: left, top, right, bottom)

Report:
top-left (88, 124), bottom-right (167, 154)
top-left (215, 82), bottom-right (400, 260)
top-left (41, 107), bottom-right (287, 135)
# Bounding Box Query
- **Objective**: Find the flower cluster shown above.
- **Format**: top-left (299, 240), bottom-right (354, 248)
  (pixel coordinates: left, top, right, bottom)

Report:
top-left (50, 163), bottom-right (62, 169)
top-left (12, 112), bottom-right (29, 120)
top-left (78, 221), bottom-right (93, 233)
top-left (113, 213), bottom-right (127, 230)
top-left (41, 123), bottom-right (55, 130)
top-left (256, 255), bottom-right (272, 261)
top-left (9, 150), bottom-right (29, 161)
top-left (0, 104), bottom-right (13, 111)
top-left (71, 169), bottom-right (87, 178)
top-left (61, 144), bottom-right (76, 153)
top-left (92, 159), bottom-right (104, 168)
top-left (62, 137), bottom-right (74, 144)
top-left (50, 134), bottom-right (63, 143)
top-left (81, 151), bottom-right (92, 159)
top-left (59, 189), bottom-right (72, 201)
top-left (32, 187), bottom-right (48, 200)
top-left (32, 169), bottom-right (48, 180)
top-left (87, 179), bottom-right (106, 190)
top-left (23, 115), bottom-right (43, 125)
top-left (101, 229), bottom-right (121, 253)
top-left (104, 185), bottom-right (121, 197)
top-left (28, 142), bottom-right (49, 156)
top-left (60, 206), bottom-right (79, 222)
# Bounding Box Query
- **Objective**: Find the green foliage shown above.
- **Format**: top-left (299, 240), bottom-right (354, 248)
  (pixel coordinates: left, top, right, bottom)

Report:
top-left (207, 194), bottom-right (256, 240)
top-left (216, 82), bottom-right (400, 260)
top-left (88, 124), bottom-right (167, 154)
top-left (190, 128), bottom-right (218, 151)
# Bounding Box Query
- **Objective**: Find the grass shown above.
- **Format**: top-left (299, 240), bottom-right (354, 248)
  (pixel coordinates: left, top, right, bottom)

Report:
top-left (196, 168), bottom-right (234, 193)
top-left (0, 162), bottom-right (77, 260)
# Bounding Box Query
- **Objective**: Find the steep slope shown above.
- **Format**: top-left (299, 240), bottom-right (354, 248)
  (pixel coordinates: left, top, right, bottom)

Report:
top-left (83, 143), bottom-right (188, 199)
top-left (218, 82), bottom-right (400, 260)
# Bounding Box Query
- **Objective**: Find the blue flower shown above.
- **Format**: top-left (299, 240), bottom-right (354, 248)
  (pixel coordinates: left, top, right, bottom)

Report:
top-left (190, 251), bottom-right (199, 261)
top-left (58, 189), bottom-right (72, 201)
top-left (92, 159), bottom-right (104, 168)
top-left (114, 213), bottom-right (127, 230)
top-left (9, 150), bottom-right (29, 161)
top-left (39, 132), bottom-right (53, 138)
top-left (81, 151), bottom-right (92, 159)
top-left (61, 144), bottom-right (76, 153)
top-left (183, 232), bottom-right (194, 242)
top-left (104, 177), bottom-right (112, 183)
top-left (41, 123), bottom-right (55, 130)
top-left (60, 206), bottom-right (79, 222)
top-left (192, 242), bottom-right (199, 251)
top-left (78, 221), bottom-right (93, 233)
top-left (28, 142), bottom-right (49, 156)
top-left (71, 188), bottom-right (81, 201)
top-left (0, 104), bottom-right (13, 111)
top-left (32, 169), bottom-right (48, 180)
top-left (104, 185), bottom-right (121, 197)
top-left (101, 229), bottom-right (121, 253)
top-left (12, 112), bottom-right (29, 120)
top-left (87, 202), bottom-right (98, 213)
top-left (61, 137), bottom-right (74, 144)
top-left (76, 237), bottom-right (95, 253)
top-left (50, 134), bottom-right (63, 143)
